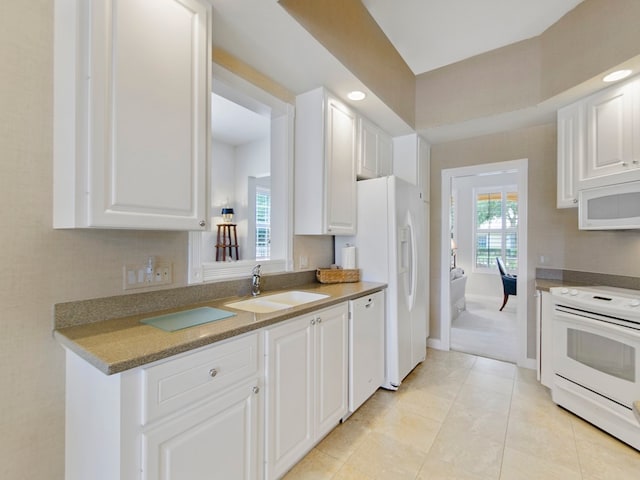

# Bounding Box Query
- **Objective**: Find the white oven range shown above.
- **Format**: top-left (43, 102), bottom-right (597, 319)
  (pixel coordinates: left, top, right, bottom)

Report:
top-left (550, 286), bottom-right (640, 450)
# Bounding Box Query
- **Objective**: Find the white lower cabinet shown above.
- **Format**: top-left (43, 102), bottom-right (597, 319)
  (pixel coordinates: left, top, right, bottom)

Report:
top-left (64, 301), bottom-right (355, 480)
top-left (64, 331), bottom-right (262, 480)
top-left (142, 378), bottom-right (260, 480)
top-left (536, 290), bottom-right (554, 388)
top-left (265, 303), bottom-right (349, 480)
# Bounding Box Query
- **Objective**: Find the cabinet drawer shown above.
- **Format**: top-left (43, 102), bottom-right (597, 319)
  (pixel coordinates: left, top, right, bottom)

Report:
top-left (142, 333), bottom-right (259, 424)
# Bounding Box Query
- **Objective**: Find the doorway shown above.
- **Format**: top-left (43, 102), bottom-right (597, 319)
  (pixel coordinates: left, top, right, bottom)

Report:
top-left (439, 159), bottom-right (529, 367)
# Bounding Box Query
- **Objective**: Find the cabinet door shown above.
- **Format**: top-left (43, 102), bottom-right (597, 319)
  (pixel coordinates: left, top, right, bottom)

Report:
top-left (325, 97), bottom-right (357, 235)
top-left (55, 0), bottom-right (210, 230)
top-left (585, 81), bottom-right (636, 181)
top-left (538, 291), bottom-right (555, 388)
top-left (142, 379), bottom-right (261, 480)
top-left (557, 103), bottom-right (583, 208)
top-left (315, 304), bottom-right (349, 438)
top-left (419, 136), bottom-right (430, 197)
top-left (265, 315), bottom-right (315, 480)
top-left (392, 133), bottom-right (428, 191)
top-left (378, 131), bottom-right (393, 177)
top-left (358, 117), bottom-right (379, 180)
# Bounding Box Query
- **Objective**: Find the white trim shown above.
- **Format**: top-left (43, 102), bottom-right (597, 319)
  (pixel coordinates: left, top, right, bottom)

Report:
top-left (440, 159), bottom-right (530, 368)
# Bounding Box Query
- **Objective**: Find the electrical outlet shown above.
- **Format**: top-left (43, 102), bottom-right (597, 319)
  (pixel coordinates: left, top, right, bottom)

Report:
top-left (299, 255), bottom-right (309, 269)
top-left (123, 262), bottom-right (173, 290)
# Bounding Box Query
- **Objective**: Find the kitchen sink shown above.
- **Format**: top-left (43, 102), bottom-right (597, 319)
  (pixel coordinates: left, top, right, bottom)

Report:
top-left (225, 291), bottom-right (329, 313)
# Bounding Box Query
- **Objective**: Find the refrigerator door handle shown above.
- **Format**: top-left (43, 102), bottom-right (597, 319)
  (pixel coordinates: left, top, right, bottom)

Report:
top-left (406, 213), bottom-right (417, 311)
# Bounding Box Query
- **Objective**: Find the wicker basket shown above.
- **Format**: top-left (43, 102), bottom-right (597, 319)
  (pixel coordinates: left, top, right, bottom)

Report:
top-left (316, 268), bottom-right (360, 284)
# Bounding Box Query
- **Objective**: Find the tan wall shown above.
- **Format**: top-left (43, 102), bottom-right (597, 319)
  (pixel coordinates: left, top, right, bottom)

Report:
top-left (1, 5), bottom-right (188, 478)
top-left (430, 124), bottom-right (564, 357)
top-left (430, 124), bottom-right (640, 355)
top-left (541, 0), bottom-right (640, 100)
top-left (278, 0), bottom-right (415, 128)
top-left (0, 4), bottom-right (331, 479)
top-left (416, 38), bottom-right (541, 128)
top-left (417, 0), bottom-right (640, 130)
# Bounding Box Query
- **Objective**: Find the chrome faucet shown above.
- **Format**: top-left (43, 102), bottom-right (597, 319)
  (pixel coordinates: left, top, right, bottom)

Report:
top-left (251, 264), bottom-right (262, 296)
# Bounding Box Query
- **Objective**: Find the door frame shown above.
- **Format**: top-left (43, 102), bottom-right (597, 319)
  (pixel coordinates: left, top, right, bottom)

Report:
top-left (436, 158), bottom-right (533, 368)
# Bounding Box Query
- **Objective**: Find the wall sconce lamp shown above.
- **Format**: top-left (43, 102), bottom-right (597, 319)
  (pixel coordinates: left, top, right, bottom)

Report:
top-left (221, 207), bottom-right (234, 223)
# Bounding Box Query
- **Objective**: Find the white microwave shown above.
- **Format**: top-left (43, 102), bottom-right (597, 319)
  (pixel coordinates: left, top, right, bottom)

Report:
top-left (579, 180), bottom-right (640, 230)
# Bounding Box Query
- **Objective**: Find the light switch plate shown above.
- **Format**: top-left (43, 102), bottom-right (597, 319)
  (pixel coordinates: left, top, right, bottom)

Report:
top-left (123, 262), bottom-right (172, 290)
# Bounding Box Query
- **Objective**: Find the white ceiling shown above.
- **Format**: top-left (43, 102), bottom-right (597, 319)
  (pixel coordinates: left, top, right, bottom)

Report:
top-left (361, 0), bottom-right (584, 75)
top-left (210, 0), bottom-right (586, 142)
top-left (211, 93), bottom-right (269, 146)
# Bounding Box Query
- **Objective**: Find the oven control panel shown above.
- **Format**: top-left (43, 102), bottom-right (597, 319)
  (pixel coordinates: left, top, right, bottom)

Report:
top-left (550, 286), bottom-right (640, 319)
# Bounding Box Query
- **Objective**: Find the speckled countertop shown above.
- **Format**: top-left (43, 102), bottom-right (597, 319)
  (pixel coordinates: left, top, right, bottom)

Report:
top-left (535, 268), bottom-right (640, 292)
top-left (534, 278), bottom-right (591, 291)
top-left (54, 281), bottom-right (385, 375)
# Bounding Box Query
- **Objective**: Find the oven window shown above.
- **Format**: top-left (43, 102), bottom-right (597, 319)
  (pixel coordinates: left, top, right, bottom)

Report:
top-left (567, 329), bottom-right (635, 382)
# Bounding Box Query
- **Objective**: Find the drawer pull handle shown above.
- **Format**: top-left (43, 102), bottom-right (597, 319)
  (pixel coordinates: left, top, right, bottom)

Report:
top-left (252, 386), bottom-right (260, 394)
top-left (209, 368), bottom-right (218, 378)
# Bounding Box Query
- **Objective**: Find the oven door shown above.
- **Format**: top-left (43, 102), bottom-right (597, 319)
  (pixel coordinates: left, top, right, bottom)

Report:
top-left (553, 305), bottom-right (640, 407)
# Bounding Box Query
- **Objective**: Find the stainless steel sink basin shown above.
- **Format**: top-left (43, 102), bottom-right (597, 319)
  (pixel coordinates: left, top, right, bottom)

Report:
top-left (225, 291), bottom-right (329, 313)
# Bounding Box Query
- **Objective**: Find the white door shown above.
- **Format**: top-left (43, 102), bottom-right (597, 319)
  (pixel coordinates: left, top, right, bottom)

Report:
top-left (142, 379), bottom-right (260, 480)
top-left (315, 304), bottom-right (348, 438)
top-left (265, 315), bottom-right (314, 480)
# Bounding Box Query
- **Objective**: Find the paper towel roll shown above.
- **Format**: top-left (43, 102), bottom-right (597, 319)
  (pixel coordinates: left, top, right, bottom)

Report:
top-left (341, 245), bottom-right (356, 269)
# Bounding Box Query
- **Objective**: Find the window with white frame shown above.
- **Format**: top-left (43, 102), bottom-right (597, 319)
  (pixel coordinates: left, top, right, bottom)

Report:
top-left (473, 186), bottom-right (518, 272)
top-left (255, 185), bottom-right (271, 260)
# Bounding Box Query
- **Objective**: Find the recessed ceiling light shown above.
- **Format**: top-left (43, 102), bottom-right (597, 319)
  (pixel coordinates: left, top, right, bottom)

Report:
top-left (603, 69), bottom-right (632, 82)
top-left (347, 90), bottom-right (366, 101)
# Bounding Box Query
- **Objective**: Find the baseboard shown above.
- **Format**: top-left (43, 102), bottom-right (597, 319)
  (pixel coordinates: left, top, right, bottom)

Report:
top-left (520, 357), bottom-right (536, 370)
top-left (427, 338), bottom-right (447, 351)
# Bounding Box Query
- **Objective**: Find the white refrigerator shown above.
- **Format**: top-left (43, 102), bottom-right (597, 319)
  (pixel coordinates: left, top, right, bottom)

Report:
top-left (336, 175), bottom-right (428, 389)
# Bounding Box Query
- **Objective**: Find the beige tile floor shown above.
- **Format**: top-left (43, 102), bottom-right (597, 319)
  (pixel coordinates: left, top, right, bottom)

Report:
top-left (283, 348), bottom-right (640, 480)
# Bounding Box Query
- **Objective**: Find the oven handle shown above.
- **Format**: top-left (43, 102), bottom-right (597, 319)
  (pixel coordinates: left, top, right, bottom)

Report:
top-left (554, 307), bottom-right (640, 340)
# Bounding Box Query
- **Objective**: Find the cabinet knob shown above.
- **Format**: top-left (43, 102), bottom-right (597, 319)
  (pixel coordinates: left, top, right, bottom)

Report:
top-left (199, 220), bottom-right (206, 227)
top-left (572, 198), bottom-right (578, 204)
top-left (310, 319), bottom-right (316, 325)
top-left (252, 386), bottom-right (260, 394)
top-left (209, 368), bottom-right (218, 378)
top-left (633, 160), bottom-right (639, 165)
top-left (317, 317), bottom-right (322, 323)
top-left (622, 162), bottom-right (629, 167)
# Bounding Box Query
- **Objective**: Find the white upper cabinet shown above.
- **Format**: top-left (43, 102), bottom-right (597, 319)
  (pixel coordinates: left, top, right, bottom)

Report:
top-left (392, 133), bottom-right (430, 195)
top-left (557, 75), bottom-right (640, 203)
top-left (53, 0), bottom-right (211, 230)
top-left (357, 116), bottom-right (393, 180)
top-left (557, 102), bottom-right (583, 208)
top-left (585, 78), bottom-right (640, 183)
top-left (294, 88), bottom-right (357, 235)
top-left (584, 81), bottom-right (640, 183)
